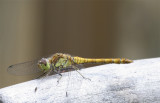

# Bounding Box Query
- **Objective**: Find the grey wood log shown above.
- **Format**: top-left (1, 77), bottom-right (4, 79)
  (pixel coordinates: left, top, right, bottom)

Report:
top-left (1, 58), bottom-right (160, 103)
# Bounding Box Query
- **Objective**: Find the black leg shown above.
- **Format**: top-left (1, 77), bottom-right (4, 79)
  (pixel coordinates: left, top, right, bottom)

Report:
top-left (36, 72), bottom-right (47, 79)
top-left (56, 68), bottom-right (63, 83)
top-left (71, 65), bottom-right (91, 81)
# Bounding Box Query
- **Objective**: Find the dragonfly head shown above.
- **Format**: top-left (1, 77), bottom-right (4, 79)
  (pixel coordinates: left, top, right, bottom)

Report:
top-left (38, 58), bottom-right (50, 72)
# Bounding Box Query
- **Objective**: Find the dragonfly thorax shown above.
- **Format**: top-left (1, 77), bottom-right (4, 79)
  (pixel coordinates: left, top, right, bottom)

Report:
top-left (38, 58), bottom-right (51, 72)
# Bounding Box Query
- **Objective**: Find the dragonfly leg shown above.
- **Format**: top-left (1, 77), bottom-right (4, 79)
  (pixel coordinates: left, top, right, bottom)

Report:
top-left (57, 67), bottom-right (64, 83)
top-left (71, 65), bottom-right (91, 81)
top-left (36, 72), bottom-right (48, 79)
top-left (57, 74), bottom-right (62, 84)
top-left (53, 68), bottom-right (63, 84)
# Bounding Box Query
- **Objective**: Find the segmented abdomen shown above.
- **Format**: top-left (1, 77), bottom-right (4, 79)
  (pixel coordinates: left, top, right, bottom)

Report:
top-left (73, 57), bottom-right (132, 64)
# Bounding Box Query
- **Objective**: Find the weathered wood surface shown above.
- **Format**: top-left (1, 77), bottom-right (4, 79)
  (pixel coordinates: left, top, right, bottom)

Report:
top-left (1, 58), bottom-right (160, 103)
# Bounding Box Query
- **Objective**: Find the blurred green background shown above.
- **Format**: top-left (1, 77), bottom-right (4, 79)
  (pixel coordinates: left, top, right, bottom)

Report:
top-left (1, 0), bottom-right (160, 88)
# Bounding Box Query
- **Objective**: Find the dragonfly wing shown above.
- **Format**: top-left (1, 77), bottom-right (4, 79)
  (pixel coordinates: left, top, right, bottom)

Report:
top-left (64, 64), bottom-right (92, 97)
top-left (74, 64), bottom-right (85, 70)
top-left (7, 60), bottom-right (42, 75)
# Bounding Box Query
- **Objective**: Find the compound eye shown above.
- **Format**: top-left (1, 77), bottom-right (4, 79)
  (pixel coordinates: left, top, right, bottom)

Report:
top-left (39, 58), bottom-right (47, 66)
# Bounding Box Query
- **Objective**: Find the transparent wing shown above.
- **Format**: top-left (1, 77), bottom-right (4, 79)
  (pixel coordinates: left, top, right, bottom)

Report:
top-left (65, 64), bottom-right (92, 97)
top-left (7, 59), bottom-right (42, 75)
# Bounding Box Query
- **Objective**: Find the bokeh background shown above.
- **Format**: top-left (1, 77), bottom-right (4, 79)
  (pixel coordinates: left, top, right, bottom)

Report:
top-left (1, 0), bottom-right (160, 88)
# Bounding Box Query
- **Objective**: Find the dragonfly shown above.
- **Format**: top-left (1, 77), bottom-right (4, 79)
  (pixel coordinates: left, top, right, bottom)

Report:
top-left (8, 53), bottom-right (133, 81)
top-left (8, 53), bottom-right (133, 80)
top-left (8, 53), bottom-right (133, 96)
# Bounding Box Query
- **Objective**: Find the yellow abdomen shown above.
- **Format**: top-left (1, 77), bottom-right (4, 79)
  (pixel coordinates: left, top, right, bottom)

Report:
top-left (73, 57), bottom-right (133, 64)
